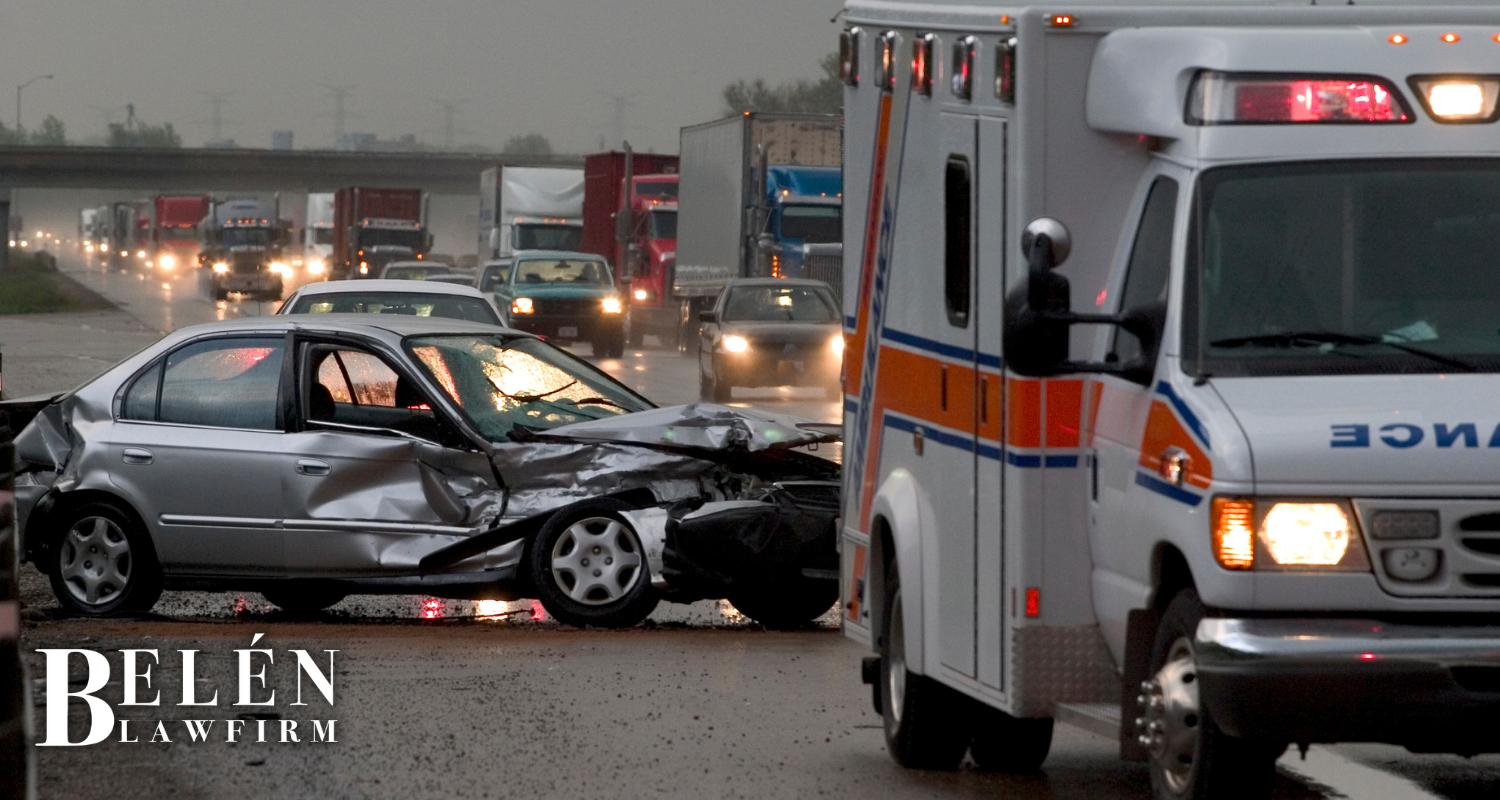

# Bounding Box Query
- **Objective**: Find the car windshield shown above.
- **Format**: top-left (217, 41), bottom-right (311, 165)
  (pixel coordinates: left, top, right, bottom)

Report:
top-left (219, 228), bottom-right (274, 247)
top-left (514, 224), bottom-right (583, 251)
top-left (479, 264), bottom-right (511, 292)
top-left (780, 205), bottom-right (841, 243)
top-left (287, 292), bottom-right (500, 325)
top-left (1186, 160), bottom-right (1500, 377)
top-left (723, 285), bottom-right (837, 323)
top-left (311, 226), bottom-right (334, 245)
top-left (512, 258), bottom-right (611, 286)
top-left (636, 181), bottom-right (677, 199)
top-left (407, 334), bottom-right (652, 440)
top-left (649, 210), bottom-right (677, 239)
top-left (160, 227), bottom-right (196, 240)
top-left (383, 265), bottom-right (441, 280)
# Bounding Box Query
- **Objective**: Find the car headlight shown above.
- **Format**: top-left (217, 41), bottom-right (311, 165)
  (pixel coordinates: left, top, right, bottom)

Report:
top-left (1212, 497), bottom-right (1368, 571)
top-left (212, 261), bottom-right (230, 274)
top-left (601, 295), bottom-right (624, 314)
top-left (721, 334), bottom-right (750, 354)
top-left (158, 253), bottom-right (177, 270)
top-left (306, 258), bottom-right (326, 276)
top-left (512, 297), bottom-right (535, 315)
top-left (359, 261), bottom-right (369, 275)
top-left (269, 261), bottom-right (289, 275)
top-left (829, 333), bottom-right (844, 356)
top-left (136, 249), bottom-right (147, 259)
top-left (632, 287), bottom-right (650, 302)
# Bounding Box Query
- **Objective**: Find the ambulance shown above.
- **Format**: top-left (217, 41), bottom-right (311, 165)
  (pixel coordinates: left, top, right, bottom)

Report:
top-left (837, 2), bottom-right (1500, 797)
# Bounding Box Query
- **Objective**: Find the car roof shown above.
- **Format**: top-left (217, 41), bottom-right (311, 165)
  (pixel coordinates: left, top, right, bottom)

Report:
top-left (168, 313), bottom-right (518, 343)
top-left (290, 279), bottom-right (487, 299)
top-left (723, 278), bottom-right (833, 290)
top-left (511, 250), bottom-right (608, 263)
top-left (384, 260), bottom-right (440, 268)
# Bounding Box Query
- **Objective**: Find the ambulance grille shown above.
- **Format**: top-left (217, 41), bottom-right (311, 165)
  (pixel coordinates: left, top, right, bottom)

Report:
top-left (1354, 499), bottom-right (1500, 599)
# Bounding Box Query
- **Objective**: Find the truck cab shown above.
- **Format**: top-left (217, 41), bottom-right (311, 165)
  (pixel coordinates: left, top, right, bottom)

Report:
top-left (199, 200), bottom-right (293, 301)
top-left (839, 5), bottom-right (1500, 799)
top-left (759, 165), bottom-right (842, 286)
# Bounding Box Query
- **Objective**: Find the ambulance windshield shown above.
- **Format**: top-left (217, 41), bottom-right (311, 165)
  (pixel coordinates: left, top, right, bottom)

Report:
top-left (1185, 160), bottom-right (1500, 377)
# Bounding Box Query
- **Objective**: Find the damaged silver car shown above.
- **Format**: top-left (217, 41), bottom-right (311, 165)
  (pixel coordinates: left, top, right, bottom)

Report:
top-left (3, 315), bottom-right (841, 628)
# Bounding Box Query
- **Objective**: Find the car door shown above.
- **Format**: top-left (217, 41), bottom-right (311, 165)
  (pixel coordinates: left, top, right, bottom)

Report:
top-left (276, 336), bottom-right (499, 576)
top-left (108, 334), bottom-right (291, 574)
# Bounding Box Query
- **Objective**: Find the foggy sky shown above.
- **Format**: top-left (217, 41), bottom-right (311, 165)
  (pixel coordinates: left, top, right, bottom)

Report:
top-left (0, 0), bottom-right (843, 154)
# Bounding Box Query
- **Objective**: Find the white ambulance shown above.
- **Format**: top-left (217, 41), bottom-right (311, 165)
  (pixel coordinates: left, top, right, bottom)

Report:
top-left (837, 2), bottom-right (1500, 797)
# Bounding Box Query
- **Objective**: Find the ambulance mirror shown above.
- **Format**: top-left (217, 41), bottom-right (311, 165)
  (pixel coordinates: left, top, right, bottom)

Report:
top-left (1021, 217), bottom-right (1071, 269)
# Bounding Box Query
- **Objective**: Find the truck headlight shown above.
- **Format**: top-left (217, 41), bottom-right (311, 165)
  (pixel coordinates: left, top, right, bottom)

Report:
top-left (158, 253), bottom-right (177, 270)
top-left (511, 297), bottom-right (535, 315)
top-left (601, 295), bottom-right (624, 315)
top-left (722, 334), bottom-right (750, 354)
top-left (1212, 497), bottom-right (1368, 571)
top-left (306, 258), bottom-right (326, 276)
top-left (632, 287), bottom-right (650, 302)
top-left (269, 261), bottom-right (290, 275)
top-left (212, 261), bottom-right (230, 274)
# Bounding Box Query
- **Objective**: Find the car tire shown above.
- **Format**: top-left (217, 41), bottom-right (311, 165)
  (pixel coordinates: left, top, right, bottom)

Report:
top-left (262, 584), bottom-right (347, 614)
top-left (699, 367), bottom-right (717, 401)
top-left (626, 312), bottom-right (645, 348)
top-left (880, 559), bottom-right (970, 770)
top-left (212, 286), bottom-right (228, 301)
top-left (727, 578), bottom-right (838, 629)
top-left (605, 329), bottom-right (626, 359)
top-left (528, 499), bottom-right (658, 629)
top-left (969, 707), bottom-right (1054, 773)
top-left (47, 501), bottom-right (163, 617)
top-left (1146, 590), bottom-right (1283, 800)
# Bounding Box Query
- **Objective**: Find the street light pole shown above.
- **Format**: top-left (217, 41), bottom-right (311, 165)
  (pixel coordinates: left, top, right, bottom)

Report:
top-left (16, 74), bottom-right (53, 131)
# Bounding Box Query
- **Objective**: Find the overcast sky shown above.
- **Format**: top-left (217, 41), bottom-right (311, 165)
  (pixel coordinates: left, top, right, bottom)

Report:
top-left (0, 0), bottom-right (843, 153)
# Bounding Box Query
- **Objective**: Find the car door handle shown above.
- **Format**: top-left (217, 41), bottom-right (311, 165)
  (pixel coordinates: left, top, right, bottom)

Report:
top-left (296, 459), bottom-right (330, 476)
top-left (122, 447), bottom-right (153, 465)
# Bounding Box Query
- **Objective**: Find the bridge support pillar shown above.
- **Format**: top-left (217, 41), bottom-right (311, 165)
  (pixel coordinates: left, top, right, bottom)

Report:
top-left (0, 188), bottom-right (10, 272)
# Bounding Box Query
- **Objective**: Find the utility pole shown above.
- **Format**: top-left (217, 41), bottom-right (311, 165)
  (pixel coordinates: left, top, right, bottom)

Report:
top-left (16, 73), bottom-right (53, 131)
top-left (202, 91), bottom-right (234, 141)
top-left (321, 84), bottom-right (356, 144)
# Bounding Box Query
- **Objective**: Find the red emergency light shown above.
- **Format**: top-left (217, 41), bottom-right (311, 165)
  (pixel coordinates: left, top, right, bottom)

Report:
top-left (951, 35), bottom-right (976, 100)
top-left (912, 33), bottom-right (935, 96)
top-left (1188, 71), bottom-right (1412, 124)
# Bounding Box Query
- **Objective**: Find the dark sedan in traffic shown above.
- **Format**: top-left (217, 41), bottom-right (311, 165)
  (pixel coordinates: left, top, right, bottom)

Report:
top-left (697, 279), bottom-right (843, 401)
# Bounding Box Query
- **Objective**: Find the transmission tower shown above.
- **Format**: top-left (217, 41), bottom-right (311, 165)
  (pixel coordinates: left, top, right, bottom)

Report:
top-left (430, 98), bottom-right (471, 150)
top-left (201, 92), bottom-right (234, 141)
top-left (321, 84), bottom-right (357, 142)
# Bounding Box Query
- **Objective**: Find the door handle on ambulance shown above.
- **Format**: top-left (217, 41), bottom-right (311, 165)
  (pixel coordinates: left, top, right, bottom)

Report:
top-left (296, 459), bottom-right (331, 476)
top-left (121, 448), bottom-right (153, 465)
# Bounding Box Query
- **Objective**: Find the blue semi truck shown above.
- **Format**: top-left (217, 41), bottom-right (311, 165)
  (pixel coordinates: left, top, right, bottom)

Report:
top-left (672, 112), bottom-right (843, 352)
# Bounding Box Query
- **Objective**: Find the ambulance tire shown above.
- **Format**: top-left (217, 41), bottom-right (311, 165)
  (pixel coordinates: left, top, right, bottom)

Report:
top-left (969, 709), bottom-right (1053, 773)
top-left (1147, 590), bottom-right (1282, 800)
top-left (879, 560), bottom-right (970, 770)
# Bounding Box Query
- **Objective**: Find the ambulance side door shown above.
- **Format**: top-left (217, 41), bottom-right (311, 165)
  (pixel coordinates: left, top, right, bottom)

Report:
top-left (1088, 172), bottom-right (1180, 653)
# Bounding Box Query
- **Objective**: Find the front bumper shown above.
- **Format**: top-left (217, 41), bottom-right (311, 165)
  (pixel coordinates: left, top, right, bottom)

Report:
top-left (714, 352), bottom-right (840, 387)
top-left (1196, 617), bottom-right (1500, 752)
top-left (214, 272), bottom-right (281, 292)
top-left (510, 315), bottom-right (621, 342)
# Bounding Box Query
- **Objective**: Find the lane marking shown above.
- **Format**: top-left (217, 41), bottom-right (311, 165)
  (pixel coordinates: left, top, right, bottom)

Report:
top-left (1279, 746), bottom-right (1440, 800)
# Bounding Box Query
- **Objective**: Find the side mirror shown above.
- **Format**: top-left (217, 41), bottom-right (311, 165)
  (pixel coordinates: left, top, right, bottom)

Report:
top-left (1004, 218), bottom-right (1075, 375)
top-left (698, 310), bottom-right (717, 324)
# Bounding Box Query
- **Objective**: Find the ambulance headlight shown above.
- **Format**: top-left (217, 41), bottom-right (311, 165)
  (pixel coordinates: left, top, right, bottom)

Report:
top-left (1212, 498), bottom-right (1369, 571)
top-left (1410, 76), bottom-right (1500, 123)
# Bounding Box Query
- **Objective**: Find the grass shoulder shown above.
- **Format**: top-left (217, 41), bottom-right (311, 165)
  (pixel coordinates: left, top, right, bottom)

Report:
top-left (0, 252), bottom-right (115, 315)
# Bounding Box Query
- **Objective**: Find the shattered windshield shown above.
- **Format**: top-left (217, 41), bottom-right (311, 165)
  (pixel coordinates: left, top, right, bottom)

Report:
top-left (406, 334), bottom-right (652, 440)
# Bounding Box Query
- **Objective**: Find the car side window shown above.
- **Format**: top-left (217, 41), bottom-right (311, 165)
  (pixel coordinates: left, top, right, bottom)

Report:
top-left (158, 338), bottom-right (285, 430)
top-left (120, 360), bottom-right (163, 421)
top-left (1112, 178), bottom-right (1179, 370)
top-left (304, 345), bottom-right (457, 444)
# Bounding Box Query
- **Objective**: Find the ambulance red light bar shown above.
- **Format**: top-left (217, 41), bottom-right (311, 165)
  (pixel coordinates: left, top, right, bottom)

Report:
top-left (912, 33), bottom-right (936, 96)
top-left (1187, 71), bottom-right (1413, 125)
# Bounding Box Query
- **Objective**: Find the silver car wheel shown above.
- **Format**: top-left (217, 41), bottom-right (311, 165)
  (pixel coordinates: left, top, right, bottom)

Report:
top-left (58, 516), bottom-right (132, 607)
top-left (1143, 637), bottom-right (1202, 795)
top-left (888, 589), bottom-right (907, 724)
top-left (549, 516), bottom-right (644, 606)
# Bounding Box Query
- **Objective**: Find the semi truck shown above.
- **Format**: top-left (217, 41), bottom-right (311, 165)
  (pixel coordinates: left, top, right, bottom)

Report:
top-left (100, 202), bottom-right (138, 270)
top-left (581, 150), bottom-right (680, 346)
top-left (674, 112), bottom-right (843, 353)
top-left (837, 3), bottom-right (1500, 799)
top-left (332, 187), bottom-right (431, 278)
top-left (149, 194), bottom-right (210, 273)
top-left (198, 198), bottom-right (292, 300)
top-left (302, 192), bottom-right (334, 279)
top-left (477, 166), bottom-right (584, 260)
top-left (77, 208), bottom-right (98, 253)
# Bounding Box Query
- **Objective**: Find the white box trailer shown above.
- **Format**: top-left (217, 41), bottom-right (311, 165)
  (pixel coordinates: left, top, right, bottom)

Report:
top-left (838, 2), bottom-right (1500, 797)
top-left (478, 166), bottom-right (584, 260)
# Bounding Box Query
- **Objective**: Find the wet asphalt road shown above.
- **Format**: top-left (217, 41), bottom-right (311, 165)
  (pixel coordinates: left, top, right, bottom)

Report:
top-left (9, 255), bottom-right (1500, 799)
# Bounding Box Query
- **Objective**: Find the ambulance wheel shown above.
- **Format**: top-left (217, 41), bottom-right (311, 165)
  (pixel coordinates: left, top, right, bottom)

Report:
top-left (528, 499), bottom-right (659, 629)
top-left (1145, 590), bottom-right (1282, 800)
top-left (969, 709), bottom-right (1053, 772)
top-left (879, 560), bottom-right (969, 770)
top-left (727, 578), bottom-right (838, 629)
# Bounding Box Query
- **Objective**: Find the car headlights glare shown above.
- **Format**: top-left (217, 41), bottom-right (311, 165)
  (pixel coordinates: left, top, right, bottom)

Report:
top-left (601, 296), bottom-right (624, 314)
top-left (722, 334), bottom-right (750, 354)
top-left (306, 258), bottom-right (327, 276)
top-left (1211, 497), bottom-right (1368, 571)
top-left (211, 261), bottom-right (230, 274)
top-left (269, 261), bottom-right (290, 275)
top-left (158, 253), bottom-right (177, 270)
top-left (829, 334), bottom-right (845, 356)
top-left (512, 297), bottom-right (535, 315)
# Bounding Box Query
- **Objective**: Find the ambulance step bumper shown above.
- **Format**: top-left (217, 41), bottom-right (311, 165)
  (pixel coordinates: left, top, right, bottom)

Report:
top-left (1194, 617), bottom-right (1500, 752)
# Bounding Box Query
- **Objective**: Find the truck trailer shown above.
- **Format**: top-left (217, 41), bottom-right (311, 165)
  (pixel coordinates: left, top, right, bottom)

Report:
top-left (581, 150), bottom-right (680, 346)
top-left (332, 187), bottom-right (431, 278)
top-left (838, 3), bottom-right (1500, 799)
top-left (477, 166), bottom-right (584, 261)
top-left (674, 112), bottom-right (843, 353)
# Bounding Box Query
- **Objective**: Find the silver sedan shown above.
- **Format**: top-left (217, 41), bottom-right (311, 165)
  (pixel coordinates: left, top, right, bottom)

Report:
top-left (6, 315), bottom-right (840, 628)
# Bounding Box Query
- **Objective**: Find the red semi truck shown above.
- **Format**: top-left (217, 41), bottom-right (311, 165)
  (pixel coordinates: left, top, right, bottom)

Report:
top-left (150, 194), bottom-right (210, 273)
top-left (581, 151), bottom-right (679, 347)
top-left (332, 187), bottom-right (432, 278)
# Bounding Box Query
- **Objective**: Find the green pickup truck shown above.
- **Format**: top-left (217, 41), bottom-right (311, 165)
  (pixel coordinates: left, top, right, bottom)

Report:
top-left (495, 250), bottom-right (627, 358)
